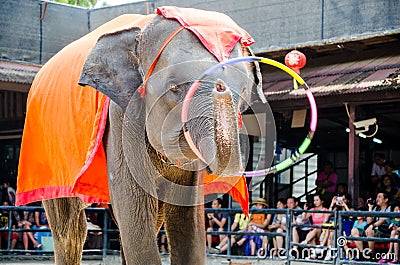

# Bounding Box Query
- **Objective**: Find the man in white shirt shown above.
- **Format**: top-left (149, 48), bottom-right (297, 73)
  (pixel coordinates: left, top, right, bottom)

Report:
top-left (370, 153), bottom-right (386, 195)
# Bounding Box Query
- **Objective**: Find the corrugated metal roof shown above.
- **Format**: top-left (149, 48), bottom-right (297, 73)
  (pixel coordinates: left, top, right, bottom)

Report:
top-left (0, 60), bottom-right (41, 84)
top-left (264, 54), bottom-right (400, 101)
top-left (1, 56), bottom-right (399, 101)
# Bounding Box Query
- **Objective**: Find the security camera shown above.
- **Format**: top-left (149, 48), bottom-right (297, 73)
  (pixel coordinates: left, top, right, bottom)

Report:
top-left (353, 118), bottom-right (377, 129)
top-left (353, 118), bottom-right (377, 133)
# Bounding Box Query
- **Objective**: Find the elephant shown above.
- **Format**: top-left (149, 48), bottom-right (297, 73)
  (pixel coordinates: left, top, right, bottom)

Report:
top-left (20, 7), bottom-right (266, 265)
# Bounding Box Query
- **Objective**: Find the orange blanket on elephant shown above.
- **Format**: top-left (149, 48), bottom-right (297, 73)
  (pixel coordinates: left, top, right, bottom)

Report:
top-left (17, 7), bottom-right (251, 212)
top-left (16, 14), bottom-right (155, 206)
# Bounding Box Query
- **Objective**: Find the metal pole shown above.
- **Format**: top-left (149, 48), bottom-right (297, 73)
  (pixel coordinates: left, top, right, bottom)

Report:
top-left (102, 208), bottom-right (109, 259)
top-left (285, 208), bottom-right (292, 265)
top-left (289, 167), bottom-right (294, 196)
top-left (305, 159), bottom-right (309, 196)
top-left (335, 211), bottom-right (343, 265)
top-left (227, 195), bottom-right (232, 258)
top-left (6, 208), bottom-right (13, 251)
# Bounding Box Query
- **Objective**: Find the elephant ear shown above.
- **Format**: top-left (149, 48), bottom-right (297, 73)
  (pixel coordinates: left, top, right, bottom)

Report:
top-left (79, 27), bottom-right (143, 120)
top-left (246, 47), bottom-right (267, 104)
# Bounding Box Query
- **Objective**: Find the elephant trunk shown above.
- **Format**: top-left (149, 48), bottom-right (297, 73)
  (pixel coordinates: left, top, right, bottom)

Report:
top-left (208, 79), bottom-right (241, 176)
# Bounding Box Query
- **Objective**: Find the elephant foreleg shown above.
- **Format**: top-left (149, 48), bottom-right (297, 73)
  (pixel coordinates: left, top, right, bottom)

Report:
top-left (43, 197), bottom-right (87, 265)
top-left (108, 204), bottom-right (127, 265)
top-left (107, 101), bottom-right (162, 265)
top-left (110, 188), bottom-right (161, 265)
top-left (165, 203), bottom-right (206, 265)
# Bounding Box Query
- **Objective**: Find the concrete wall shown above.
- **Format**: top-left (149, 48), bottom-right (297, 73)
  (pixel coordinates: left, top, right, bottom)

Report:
top-left (0, 0), bottom-right (88, 64)
top-left (155, 0), bottom-right (400, 51)
top-left (89, 1), bottom-right (150, 30)
top-left (40, 3), bottom-right (88, 63)
top-left (1, 0), bottom-right (399, 64)
top-left (1, 0), bottom-right (41, 63)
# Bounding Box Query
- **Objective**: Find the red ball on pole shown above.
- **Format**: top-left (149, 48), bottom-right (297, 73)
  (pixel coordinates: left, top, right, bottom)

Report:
top-left (284, 50), bottom-right (306, 74)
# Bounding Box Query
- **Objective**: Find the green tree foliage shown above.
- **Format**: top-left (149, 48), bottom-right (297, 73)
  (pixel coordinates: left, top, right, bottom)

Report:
top-left (50, 0), bottom-right (98, 8)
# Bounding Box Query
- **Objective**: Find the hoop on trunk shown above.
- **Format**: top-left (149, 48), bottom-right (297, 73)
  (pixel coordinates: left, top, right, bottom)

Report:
top-left (181, 56), bottom-right (317, 177)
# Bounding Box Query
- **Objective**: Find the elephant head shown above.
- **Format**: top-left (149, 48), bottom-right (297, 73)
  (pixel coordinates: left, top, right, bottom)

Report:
top-left (79, 13), bottom-right (263, 177)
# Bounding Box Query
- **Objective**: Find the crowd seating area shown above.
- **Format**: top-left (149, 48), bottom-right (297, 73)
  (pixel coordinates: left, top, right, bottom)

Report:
top-left (1, 202), bottom-right (400, 265)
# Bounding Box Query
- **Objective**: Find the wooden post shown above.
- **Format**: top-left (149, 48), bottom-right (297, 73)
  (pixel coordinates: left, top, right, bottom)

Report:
top-left (348, 105), bottom-right (360, 205)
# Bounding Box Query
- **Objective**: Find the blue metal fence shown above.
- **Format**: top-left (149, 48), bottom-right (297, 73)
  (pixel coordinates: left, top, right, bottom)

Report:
top-left (0, 206), bottom-right (119, 257)
top-left (206, 207), bottom-right (400, 265)
top-left (1, 205), bottom-right (399, 264)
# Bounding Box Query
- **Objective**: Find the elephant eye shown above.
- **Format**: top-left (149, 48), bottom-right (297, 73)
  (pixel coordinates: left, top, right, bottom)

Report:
top-left (169, 83), bottom-right (180, 92)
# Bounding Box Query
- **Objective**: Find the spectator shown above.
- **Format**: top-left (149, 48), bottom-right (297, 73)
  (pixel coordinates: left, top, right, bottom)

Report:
top-left (85, 203), bottom-right (105, 250)
top-left (363, 192), bottom-right (391, 254)
top-left (378, 202), bottom-right (400, 264)
top-left (206, 198), bottom-right (228, 250)
top-left (159, 231), bottom-right (168, 254)
top-left (209, 211), bottom-right (250, 254)
top-left (352, 212), bottom-right (368, 233)
top-left (33, 203), bottom-right (51, 246)
top-left (356, 196), bottom-right (368, 210)
top-left (86, 217), bottom-right (103, 249)
top-left (292, 201), bottom-right (312, 250)
top-left (383, 161), bottom-right (399, 178)
top-left (18, 208), bottom-right (42, 253)
top-left (383, 161), bottom-right (400, 186)
top-left (2, 181), bottom-right (16, 206)
top-left (287, 197), bottom-right (306, 250)
top-left (349, 209), bottom-right (368, 260)
top-left (315, 161), bottom-right (338, 200)
top-left (268, 198), bottom-right (287, 258)
top-left (300, 194), bottom-right (327, 245)
top-left (0, 201), bottom-right (19, 250)
top-left (378, 175), bottom-right (398, 202)
top-left (370, 153), bottom-right (386, 193)
top-left (336, 183), bottom-right (348, 195)
top-left (322, 193), bottom-right (353, 260)
top-left (245, 198), bottom-right (271, 256)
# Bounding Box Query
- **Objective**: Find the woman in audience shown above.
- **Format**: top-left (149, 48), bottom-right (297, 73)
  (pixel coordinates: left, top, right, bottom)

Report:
top-left (321, 193), bottom-right (353, 260)
top-left (300, 194), bottom-right (327, 246)
top-left (18, 207), bottom-right (42, 253)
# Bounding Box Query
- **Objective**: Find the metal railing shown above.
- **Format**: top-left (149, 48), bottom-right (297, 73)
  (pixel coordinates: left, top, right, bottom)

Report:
top-left (261, 153), bottom-right (318, 206)
top-left (0, 206), bottom-right (119, 257)
top-left (206, 207), bottom-right (400, 265)
top-left (1, 205), bottom-right (399, 265)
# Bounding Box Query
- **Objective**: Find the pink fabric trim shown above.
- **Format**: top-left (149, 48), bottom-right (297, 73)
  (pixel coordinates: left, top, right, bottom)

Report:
top-left (72, 97), bottom-right (110, 192)
top-left (16, 186), bottom-right (108, 206)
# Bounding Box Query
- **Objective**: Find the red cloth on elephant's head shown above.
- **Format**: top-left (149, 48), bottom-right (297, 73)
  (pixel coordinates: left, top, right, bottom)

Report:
top-left (155, 6), bottom-right (254, 62)
top-left (156, 6), bottom-right (253, 212)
